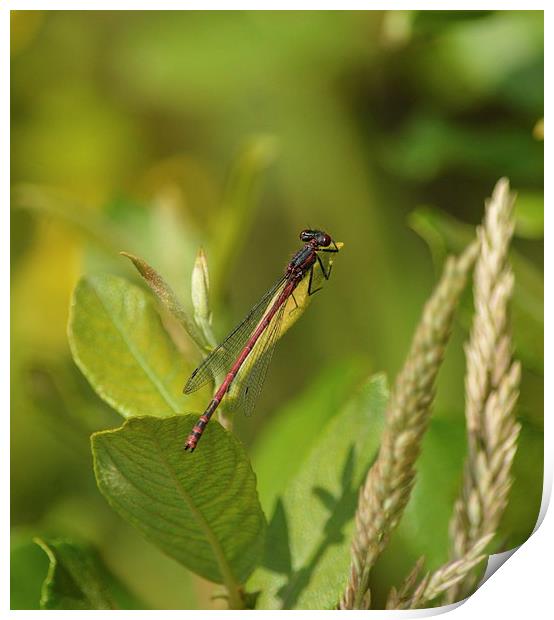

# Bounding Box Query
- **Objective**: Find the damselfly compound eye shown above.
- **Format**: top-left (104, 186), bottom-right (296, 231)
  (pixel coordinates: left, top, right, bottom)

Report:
top-left (317, 232), bottom-right (331, 247)
top-left (183, 229), bottom-right (339, 452)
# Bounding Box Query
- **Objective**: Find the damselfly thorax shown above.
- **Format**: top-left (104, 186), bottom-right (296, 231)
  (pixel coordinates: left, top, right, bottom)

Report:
top-left (183, 229), bottom-right (340, 452)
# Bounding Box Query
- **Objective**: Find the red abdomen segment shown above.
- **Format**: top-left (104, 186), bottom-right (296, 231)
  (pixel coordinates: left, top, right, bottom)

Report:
top-left (184, 400), bottom-right (219, 452)
top-left (184, 279), bottom-right (298, 452)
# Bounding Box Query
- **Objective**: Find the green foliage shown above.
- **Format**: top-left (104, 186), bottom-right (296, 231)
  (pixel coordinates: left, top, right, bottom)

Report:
top-left (10, 538), bottom-right (49, 609)
top-left (250, 374), bottom-right (387, 609)
top-left (121, 251), bottom-right (214, 352)
top-left (12, 533), bottom-right (147, 610)
top-left (92, 415), bottom-right (266, 586)
top-left (34, 538), bottom-right (116, 610)
top-left (68, 274), bottom-right (190, 418)
top-left (252, 358), bottom-right (367, 514)
top-left (11, 9), bottom-right (543, 611)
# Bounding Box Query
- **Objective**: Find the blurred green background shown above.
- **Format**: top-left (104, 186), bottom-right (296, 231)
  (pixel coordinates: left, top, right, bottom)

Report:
top-left (11, 10), bottom-right (543, 609)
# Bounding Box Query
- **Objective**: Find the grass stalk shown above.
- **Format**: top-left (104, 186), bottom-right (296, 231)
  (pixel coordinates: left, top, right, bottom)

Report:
top-left (339, 241), bottom-right (478, 609)
top-left (444, 178), bottom-right (521, 603)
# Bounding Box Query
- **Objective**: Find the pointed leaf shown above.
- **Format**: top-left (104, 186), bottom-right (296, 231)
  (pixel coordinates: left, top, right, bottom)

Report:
top-left (191, 247), bottom-right (211, 322)
top-left (68, 274), bottom-right (190, 418)
top-left (34, 538), bottom-right (116, 610)
top-left (121, 251), bottom-right (214, 351)
top-left (190, 247), bottom-right (217, 349)
top-left (91, 415), bottom-right (266, 585)
top-left (249, 374), bottom-right (387, 609)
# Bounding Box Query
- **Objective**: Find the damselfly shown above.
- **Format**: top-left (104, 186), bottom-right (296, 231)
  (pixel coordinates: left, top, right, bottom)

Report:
top-left (183, 229), bottom-right (340, 452)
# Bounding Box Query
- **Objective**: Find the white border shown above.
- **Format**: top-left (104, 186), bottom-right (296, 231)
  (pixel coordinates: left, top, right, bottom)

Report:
top-left (5, 4), bottom-right (549, 618)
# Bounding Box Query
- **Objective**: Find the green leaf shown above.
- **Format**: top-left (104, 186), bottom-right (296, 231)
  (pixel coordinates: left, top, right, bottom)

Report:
top-left (409, 206), bottom-right (543, 372)
top-left (249, 374), bottom-right (387, 609)
top-left (190, 247), bottom-right (218, 349)
top-left (68, 274), bottom-right (190, 418)
top-left (10, 538), bottom-right (50, 609)
top-left (34, 538), bottom-right (116, 610)
top-left (91, 415), bottom-right (266, 589)
top-left (252, 358), bottom-right (366, 514)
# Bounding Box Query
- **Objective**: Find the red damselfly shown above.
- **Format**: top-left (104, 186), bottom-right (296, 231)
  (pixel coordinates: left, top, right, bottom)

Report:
top-left (183, 229), bottom-right (340, 452)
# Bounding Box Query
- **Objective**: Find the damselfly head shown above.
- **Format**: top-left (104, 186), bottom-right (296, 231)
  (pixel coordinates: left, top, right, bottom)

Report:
top-left (300, 229), bottom-right (332, 247)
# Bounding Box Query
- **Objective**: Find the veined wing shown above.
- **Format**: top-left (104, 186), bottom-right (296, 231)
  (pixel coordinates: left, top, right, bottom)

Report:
top-left (226, 297), bottom-right (288, 418)
top-left (225, 248), bottom-right (339, 413)
top-left (183, 275), bottom-right (287, 394)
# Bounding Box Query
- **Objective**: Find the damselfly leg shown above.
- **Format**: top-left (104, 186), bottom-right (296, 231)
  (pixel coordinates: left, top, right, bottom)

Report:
top-left (183, 229), bottom-right (341, 452)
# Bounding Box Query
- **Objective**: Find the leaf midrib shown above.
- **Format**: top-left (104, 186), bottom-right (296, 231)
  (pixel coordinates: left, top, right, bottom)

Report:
top-left (149, 429), bottom-right (240, 590)
top-left (96, 422), bottom-right (240, 589)
top-left (89, 280), bottom-right (181, 414)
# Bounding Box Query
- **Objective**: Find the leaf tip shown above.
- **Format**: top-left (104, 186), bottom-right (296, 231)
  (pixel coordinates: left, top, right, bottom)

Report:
top-left (120, 250), bottom-right (148, 276)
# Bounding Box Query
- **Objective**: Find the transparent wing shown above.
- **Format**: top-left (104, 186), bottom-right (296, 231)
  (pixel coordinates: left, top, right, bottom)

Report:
top-left (226, 296), bottom-right (288, 417)
top-left (183, 275), bottom-right (287, 394)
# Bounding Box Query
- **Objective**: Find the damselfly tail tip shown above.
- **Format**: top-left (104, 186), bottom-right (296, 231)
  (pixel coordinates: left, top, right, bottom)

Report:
top-left (184, 437), bottom-right (197, 453)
